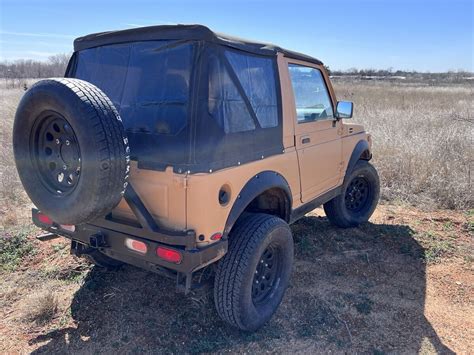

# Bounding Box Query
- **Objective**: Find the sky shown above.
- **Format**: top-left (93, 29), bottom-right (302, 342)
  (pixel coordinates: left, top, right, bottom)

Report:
top-left (0, 0), bottom-right (472, 72)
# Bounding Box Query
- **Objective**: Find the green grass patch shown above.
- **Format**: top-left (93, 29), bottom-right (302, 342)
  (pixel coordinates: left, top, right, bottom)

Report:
top-left (0, 227), bottom-right (36, 272)
top-left (52, 243), bottom-right (67, 253)
top-left (442, 221), bottom-right (454, 231)
top-left (423, 240), bottom-right (456, 263)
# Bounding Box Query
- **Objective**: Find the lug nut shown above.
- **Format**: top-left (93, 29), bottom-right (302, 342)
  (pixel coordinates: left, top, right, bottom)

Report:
top-left (63, 165), bottom-right (67, 170)
top-left (55, 139), bottom-right (60, 144)
top-left (65, 140), bottom-right (70, 146)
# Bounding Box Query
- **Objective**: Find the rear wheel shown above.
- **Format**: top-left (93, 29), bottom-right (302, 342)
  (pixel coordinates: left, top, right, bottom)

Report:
top-left (324, 160), bottom-right (380, 228)
top-left (214, 213), bottom-right (293, 331)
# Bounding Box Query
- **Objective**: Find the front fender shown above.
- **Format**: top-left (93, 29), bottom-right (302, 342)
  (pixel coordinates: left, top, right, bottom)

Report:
top-left (345, 140), bottom-right (371, 183)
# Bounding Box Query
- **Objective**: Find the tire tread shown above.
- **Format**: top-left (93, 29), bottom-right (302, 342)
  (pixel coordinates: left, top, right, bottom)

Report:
top-left (214, 213), bottom-right (289, 329)
top-left (24, 78), bottom-right (130, 223)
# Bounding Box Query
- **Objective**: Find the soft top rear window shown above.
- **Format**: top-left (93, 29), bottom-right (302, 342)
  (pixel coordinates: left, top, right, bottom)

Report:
top-left (75, 41), bottom-right (192, 136)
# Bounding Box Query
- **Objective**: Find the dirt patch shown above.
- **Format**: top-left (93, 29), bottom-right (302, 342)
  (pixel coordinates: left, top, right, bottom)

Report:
top-left (0, 204), bottom-right (472, 353)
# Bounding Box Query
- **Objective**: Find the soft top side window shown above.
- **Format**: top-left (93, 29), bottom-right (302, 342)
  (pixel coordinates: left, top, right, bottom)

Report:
top-left (288, 64), bottom-right (334, 123)
top-left (208, 52), bottom-right (256, 134)
top-left (225, 51), bottom-right (278, 129)
top-left (208, 49), bottom-right (279, 134)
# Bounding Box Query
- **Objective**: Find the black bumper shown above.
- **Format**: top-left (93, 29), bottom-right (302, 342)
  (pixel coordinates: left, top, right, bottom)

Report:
top-left (32, 209), bottom-right (228, 275)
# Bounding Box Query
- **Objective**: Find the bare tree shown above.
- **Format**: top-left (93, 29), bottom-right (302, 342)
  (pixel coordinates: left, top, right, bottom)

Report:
top-left (0, 53), bottom-right (71, 80)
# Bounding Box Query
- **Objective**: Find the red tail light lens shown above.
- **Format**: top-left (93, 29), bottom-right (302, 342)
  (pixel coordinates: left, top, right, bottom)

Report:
top-left (38, 213), bottom-right (53, 225)
top-left (211, 232), bottom-right (222, 241)
top-left (156, 247), bottom-right (182, 264)
top-left (125, 238), bottom-right (147, 254)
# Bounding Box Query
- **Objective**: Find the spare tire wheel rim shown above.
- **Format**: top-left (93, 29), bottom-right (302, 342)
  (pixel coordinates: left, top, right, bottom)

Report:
top-left (31, 111), bottom-right (81, 196)
top-left (252, 244), bottom-right (281, 306)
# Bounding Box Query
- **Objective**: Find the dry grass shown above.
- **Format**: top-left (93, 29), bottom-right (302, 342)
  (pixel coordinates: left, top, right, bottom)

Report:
top-left (334, 80), bottom-right (473, 209)
top-left (21, 290), bottom-right (59, 325)
top-left (0, 81), bottom-right (31, 227)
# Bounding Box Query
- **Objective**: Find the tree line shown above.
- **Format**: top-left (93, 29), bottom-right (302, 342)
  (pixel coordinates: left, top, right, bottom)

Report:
top-left (325, 66), bottom-right (472, 82)
top-left (1, 54), bottom-right (471, 83)
top-left (0, 54), bottom-right (70, 86)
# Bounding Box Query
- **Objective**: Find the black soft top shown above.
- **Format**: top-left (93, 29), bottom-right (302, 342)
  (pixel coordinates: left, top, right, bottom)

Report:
top-left (73, 24), bottom-right (323, 66)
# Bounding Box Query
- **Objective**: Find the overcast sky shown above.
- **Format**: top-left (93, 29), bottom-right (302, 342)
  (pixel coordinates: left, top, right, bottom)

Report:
top-left (0, 0), bottom-right (472, 72)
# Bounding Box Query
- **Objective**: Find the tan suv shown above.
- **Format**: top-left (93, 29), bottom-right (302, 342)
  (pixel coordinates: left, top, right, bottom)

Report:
top-left (13, 25), bottom-right (379, 331)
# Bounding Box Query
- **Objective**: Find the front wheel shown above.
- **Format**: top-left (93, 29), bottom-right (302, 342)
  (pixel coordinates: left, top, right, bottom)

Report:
top-left (324, 160), bottom-right (380, 228)
top-left (214, 213), bottom-right (294, 331)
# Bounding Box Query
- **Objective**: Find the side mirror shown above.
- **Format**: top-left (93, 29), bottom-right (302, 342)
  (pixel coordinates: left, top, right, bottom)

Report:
top-left (335, 101), bottom-right (353, 119)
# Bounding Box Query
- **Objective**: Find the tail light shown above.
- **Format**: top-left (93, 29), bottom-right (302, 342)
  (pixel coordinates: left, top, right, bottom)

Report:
top-left (38, 213), bottom-right (53, 225)
top-left (211, 232), bottom-right (223, 241)
top-left (125, 238), bottom-right (148, 254)
top-left (156, 246), bottom-right (182, 264)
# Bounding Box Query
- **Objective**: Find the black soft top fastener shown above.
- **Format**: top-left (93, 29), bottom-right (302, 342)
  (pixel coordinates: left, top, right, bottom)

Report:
top-left (73, 24), bottom-right (323, 66)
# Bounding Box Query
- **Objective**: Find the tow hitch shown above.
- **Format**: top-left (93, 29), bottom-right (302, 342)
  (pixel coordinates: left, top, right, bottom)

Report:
top-left (89, 233), bottom-right (108, 248)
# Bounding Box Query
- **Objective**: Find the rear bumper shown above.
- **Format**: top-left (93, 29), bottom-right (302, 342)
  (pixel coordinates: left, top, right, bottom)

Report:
top-left (32, 209), bottom-right (227, 275)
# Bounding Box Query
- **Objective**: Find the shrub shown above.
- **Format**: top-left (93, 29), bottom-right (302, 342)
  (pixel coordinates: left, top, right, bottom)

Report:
top-left (22, 290), bottom-right (58, 325)
top-left (0, 228), bottom-right (35, 271)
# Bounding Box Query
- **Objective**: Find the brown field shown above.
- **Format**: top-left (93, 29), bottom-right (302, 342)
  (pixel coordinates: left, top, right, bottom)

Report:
top-left (335, 80), bottom-right (473, 210)
top-left (1, 79), bottom-right (473, 353)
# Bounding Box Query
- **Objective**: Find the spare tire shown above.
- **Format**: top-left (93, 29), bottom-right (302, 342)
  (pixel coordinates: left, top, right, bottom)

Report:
top-left (13, 78), bottom-right (130, 224)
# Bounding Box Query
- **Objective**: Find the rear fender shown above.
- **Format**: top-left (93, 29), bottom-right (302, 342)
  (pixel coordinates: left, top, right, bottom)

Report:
top-left (223, 171), bottom-right (292, 236)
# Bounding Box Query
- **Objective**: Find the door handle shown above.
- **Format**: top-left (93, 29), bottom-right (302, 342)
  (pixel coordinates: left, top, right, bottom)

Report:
top-left (301, 137), bottom-right (311, 144)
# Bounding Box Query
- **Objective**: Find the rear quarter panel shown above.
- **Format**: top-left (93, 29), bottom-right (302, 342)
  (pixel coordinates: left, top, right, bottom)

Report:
top-left (186, 151), bottom-right (300, 246)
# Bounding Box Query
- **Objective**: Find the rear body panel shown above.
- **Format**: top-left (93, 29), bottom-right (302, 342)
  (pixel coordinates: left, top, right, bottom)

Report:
top-left (112, 162), bottom-right (187, 231)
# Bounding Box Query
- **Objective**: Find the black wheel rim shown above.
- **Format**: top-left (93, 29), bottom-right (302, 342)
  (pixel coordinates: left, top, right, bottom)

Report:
top-left (31, 111), bottom-right (81, 195)
top-left (345, 176), bottom-right (370, 212)
top-left (252, 244), bottom-right (280, 306)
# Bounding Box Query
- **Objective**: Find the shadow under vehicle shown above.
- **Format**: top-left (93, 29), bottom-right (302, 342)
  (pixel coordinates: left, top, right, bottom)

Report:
top-left (30, 217), bottom-right (453, 353)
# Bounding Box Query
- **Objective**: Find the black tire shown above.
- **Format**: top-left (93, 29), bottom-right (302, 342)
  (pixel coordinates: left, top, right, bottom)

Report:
top-left (84, 250), bottom-right (123, 269)
top-left (324, 160), bottom-right (380, 228)
top-left (13, 78), bottom-right (130, 224)
top-left (214, 213), bottom-right (294, 331)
